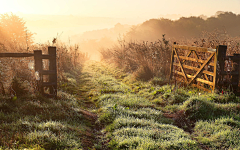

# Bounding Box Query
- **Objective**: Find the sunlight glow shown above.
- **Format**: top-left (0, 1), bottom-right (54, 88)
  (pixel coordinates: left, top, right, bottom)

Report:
top-left (0, 1), bottom-right (18, 14)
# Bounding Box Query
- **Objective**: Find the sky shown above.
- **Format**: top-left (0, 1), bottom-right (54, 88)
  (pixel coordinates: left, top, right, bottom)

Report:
top-left (0, 0), bottom-right (239, 60)
top-left (1, 0), bottom-right (240, 19)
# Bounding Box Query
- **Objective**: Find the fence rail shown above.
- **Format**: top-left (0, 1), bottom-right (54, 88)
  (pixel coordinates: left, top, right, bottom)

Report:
top-left (0, 53), bottom-right (34, 57)
top-left (0, 46), bottom-right (57, 98)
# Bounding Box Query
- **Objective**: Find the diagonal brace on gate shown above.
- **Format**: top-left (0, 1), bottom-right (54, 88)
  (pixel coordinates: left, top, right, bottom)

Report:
top-left (188, 52), bottom-right (215, 86)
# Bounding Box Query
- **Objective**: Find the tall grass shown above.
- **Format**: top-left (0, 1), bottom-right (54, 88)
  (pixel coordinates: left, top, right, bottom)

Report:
top-left (100, 35), bottom-right (171, 81)
top-left (0, 41), bottom-right (89, 97)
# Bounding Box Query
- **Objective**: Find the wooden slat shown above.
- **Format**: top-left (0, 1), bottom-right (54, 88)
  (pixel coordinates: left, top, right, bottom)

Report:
top-left (173, 63), bottom-right (214, 76)
top-left (174, 55), bottom-right (215, 66)
top-left (42, 70), bottom-right (56, 75)
top-left (174, 70), bottom-right (187, 77)
top-left (42, 54), bottom-right (54, 59)
top-left (173, 45), bottom-right (216, 53)
top-left (203, 70), bottom-right (214, 76)
top-left (224, 56), bottom-right (240, 61)
top-left (191, 84), bottom-right (212, 93)
top-left (174, 70), bottom-right (214, 86)
top-left (221, 71), bottom-right (239, 75)
top-left (196, 78), bottom-right (214, 86)
top-left (0, 53), bottom-right (34, 57)
top-left (173, 76), bottom-right (212, 92)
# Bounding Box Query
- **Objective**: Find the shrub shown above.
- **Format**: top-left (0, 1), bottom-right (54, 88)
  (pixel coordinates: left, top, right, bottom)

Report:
top-left (100, 35), bottom-right (171, 81)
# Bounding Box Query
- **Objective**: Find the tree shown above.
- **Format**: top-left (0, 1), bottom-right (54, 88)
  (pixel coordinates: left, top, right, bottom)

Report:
top-left (0, 13), bottom-right (34, 51)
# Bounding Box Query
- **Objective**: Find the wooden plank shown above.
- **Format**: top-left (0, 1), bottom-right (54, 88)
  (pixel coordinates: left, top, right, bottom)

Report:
top-left (192, 84), bottom-right (212, 93)
top-left (174, 55), bottom-right (215, 66)
top-left (174, 70), bottom-right (214, 86)
top-left (174, 76), bottom-right (212, 92)
top-left (42, 70), bottom-right (56, 75)
top-left (174, 70), bottom-right (186, 77)
top-left (203, 70), bottom-right (215, 76)
top-left (196, 78), bottom-right (214, 86)
top-left (42, 54), bottom-right (51, 59)
top-left (221, 71), bottom-right (239, 75)
top-left (188, 52), bottom-right (215, 85)
top-left (0, 53), bottom-right (34, 57)
top-left (173, 45), bottom-right (216, 53)
top-left (174, 70), bottom-right (194, 79)
top-left (224, 56), bottom-right (240, 61)
top-left (173, 63), bottom-right (214, 76)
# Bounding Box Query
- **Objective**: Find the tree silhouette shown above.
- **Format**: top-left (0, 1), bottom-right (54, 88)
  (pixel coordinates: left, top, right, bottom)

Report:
top-left (0, 13), bottom-right (34, 51)
top-left (125, 11), bottom-right (240, 42)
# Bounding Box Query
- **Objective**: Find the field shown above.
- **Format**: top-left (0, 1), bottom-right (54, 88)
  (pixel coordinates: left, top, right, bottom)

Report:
top-left (1, 55), bottom-right (240, 149)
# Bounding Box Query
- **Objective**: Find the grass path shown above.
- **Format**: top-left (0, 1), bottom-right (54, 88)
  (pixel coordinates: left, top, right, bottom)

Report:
top-left (0, 60), bottom-right (239, 149)
top-left (80, 61), bottom-right (196, 149)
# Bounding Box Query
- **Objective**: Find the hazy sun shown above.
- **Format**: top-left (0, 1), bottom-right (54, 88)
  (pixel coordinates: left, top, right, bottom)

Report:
top-left (0, 2), bottom-right (18, 14)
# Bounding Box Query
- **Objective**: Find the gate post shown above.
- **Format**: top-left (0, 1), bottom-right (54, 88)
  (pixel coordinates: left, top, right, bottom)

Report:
top-left (232, 54), bottom-right (240, 93)
top-left (34, 50), bottom-right (43, 94)
top-left (48, 47), bottom-right (57, 97)
top-left (213, 45), bottom-right (227, 92)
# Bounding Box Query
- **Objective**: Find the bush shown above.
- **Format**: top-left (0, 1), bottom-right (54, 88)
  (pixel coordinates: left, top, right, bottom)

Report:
top-left (100, 35), bottom-right (171, 81)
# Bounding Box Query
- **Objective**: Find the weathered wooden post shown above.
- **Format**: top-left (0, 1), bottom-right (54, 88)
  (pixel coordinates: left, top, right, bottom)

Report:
top-left (48, 47), bottom-right (57, 97)
top-left (213, 45), bottom-right (227, 92)
top-left (34, 50), bottom-right (43, 94)
top-left (231, 54), bottom-right (240, 93)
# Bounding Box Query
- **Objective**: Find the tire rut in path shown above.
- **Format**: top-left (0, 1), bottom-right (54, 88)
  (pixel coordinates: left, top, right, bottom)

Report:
top-left (76, 61), bottom-right (110, 150)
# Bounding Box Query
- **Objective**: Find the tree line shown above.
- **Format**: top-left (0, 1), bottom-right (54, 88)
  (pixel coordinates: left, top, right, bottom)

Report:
top-left (124, 11), bottom-right (240, 42)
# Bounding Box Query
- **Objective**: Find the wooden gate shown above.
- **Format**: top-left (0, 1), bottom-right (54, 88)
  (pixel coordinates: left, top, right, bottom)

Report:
top-left (169, 43), bottom-right (229, 93)
top-left (0, 46), bottom-right (57, 97)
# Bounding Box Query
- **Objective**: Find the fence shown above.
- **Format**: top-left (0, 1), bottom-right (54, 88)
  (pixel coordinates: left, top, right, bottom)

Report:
top-left (169, 43), bottom-right (240, 93)
top-left (0, 46), bottom-right (57, 97)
